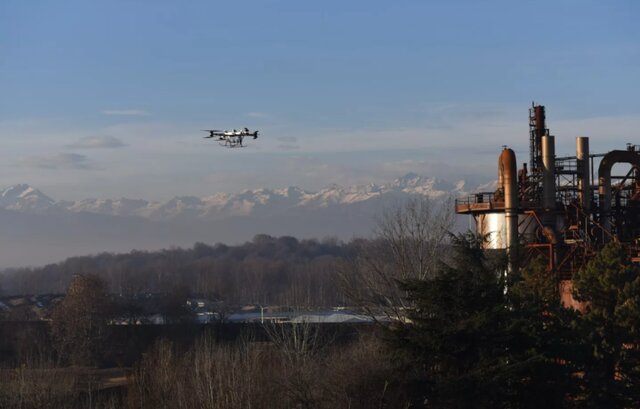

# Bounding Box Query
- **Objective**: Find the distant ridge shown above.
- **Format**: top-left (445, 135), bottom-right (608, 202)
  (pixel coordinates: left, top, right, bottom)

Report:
top-left (0, 174), bottom-right (470, 221)
top-left (0, 175), bottom-right (489, 267)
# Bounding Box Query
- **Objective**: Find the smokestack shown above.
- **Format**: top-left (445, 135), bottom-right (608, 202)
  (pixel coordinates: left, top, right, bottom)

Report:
top-left (541, 135), bottom-right (556, 225)
top-left (576, 137), bottom-right (590, 212)
top-left (499, 148), bottom-right (518, 272)
top-left (530, 105), bottom-right (547, 171)
top-left (534, 106), bottom-right (546, 165)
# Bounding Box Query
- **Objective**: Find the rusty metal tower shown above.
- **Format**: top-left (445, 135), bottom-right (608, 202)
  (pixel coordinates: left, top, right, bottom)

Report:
top-left (456, 103), bottom-right (640, 307)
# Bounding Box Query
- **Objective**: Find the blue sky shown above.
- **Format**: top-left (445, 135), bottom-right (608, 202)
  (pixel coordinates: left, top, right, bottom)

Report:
top-left (1, 0), bottom-right (639, 200)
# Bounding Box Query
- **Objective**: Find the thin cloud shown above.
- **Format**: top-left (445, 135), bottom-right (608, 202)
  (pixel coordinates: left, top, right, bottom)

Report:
top-left (102, 109), bottom-right (150, 116)
top-left (278, 144), bottom-right (300, 151)
top-left (67, 136), bottom-right (126, 149)
top-left (20, 153), bottom-right (94, 170)
top-left (380, 158), bottom-right (494, 183)
top-left (277, 136), bottom-right (297, 143)
top-left (276, 136), bottom-right (300, 150)
top-left (245, 112), bottom-right (271, 119)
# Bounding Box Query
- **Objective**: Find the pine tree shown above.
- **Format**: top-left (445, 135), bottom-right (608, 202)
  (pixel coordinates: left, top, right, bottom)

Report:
top-left (389, 233), bottom-right (511, 408)
top-left (572, 242), bottom-right (640, 408)
top-left (389, 235), bottom-right (583, 408)
top-left (507, 256), bottom-right (582, 408)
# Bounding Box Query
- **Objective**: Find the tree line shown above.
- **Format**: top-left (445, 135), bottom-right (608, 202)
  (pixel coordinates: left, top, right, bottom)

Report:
top-left (0, 235), bottom-right (358, 306)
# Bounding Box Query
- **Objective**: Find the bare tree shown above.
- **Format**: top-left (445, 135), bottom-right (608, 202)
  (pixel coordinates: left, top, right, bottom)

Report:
top-left (50, 274), bottom-right (112, 366)
top-left (128, 333), bottom-right (411, 409)
top-left (129, 336), bottom-right (281, 409)
top-left (0, 353), bottom-right (79, 409)
top-left (342, 196), bottom-right (455, 321)
top-left (262, 319), bottom-right (329, 365)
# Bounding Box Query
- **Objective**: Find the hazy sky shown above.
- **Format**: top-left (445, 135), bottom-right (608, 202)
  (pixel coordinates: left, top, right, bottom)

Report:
top-left (1, 0), bottom-right (639, 200)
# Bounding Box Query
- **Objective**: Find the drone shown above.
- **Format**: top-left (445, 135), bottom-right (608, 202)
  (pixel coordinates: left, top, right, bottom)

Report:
top-left (202, 127), bottom-right (259, 148)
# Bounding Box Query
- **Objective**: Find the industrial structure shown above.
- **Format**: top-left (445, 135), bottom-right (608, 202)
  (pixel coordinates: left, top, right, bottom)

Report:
top-left (456, 103), bottom-right (640, 305)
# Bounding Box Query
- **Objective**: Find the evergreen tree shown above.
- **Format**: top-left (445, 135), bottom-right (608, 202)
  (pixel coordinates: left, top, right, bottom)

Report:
top-left (507, 257), bottom-right (582, 408)
top-left (389, 233), bottom-right (510, 408)
top-left (389, 235), bottom-right (583, 408)
top-left (572, 242), bottom-right (640, 408)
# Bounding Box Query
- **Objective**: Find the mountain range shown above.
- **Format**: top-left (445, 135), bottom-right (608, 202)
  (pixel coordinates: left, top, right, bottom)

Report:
top-left (0, 174), bottom-right (488, 267)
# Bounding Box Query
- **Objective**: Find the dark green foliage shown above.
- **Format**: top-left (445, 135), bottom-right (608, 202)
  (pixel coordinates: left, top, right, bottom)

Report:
top-left (507, 257), bottom-right (583, 408)
top-left (389, 234), bottom-right (582, 408)
top-left (390, 237), bottom-right (640, 408)
top-left (389, 233), bottom-right (510, 408)
top-left (572, 242), bottom-right (640, 408)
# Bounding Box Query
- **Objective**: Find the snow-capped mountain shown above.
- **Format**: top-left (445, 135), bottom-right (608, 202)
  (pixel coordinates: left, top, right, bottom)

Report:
top-left (0, 175), bottom-right (483, 267)
top-left (0, 184), bottom-right (55, 213)
top-left (0, 174), bottom-right (470, 221)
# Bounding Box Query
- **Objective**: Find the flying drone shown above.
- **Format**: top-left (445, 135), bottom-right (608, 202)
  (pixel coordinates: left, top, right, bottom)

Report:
top-left (202, 127), bottom-right (259, 148)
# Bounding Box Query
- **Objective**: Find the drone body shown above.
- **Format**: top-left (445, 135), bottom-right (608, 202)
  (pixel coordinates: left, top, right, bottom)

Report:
top-left (202, 127), bottom-right (259, 148)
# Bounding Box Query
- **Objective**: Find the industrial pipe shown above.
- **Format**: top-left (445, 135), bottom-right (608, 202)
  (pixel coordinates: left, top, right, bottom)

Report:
top-left (576, 137), bottom-right (590, 212)
top-left (499, 148), bottom-right (518, 271)
top-left (541, 135), bottom-right (556, 229)
top-left (598, 149), bottom-right (640, 238)
top-left (533, 105), bottom-right (546, 170)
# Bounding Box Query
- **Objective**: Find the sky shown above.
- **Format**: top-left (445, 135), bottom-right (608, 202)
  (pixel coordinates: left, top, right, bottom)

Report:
top-left (1, 0), bottom-right (639, 200)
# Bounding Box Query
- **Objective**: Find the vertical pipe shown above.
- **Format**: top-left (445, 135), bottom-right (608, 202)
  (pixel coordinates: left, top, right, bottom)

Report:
top-left (541, 135), bottom-right (556, 216)
top-left (534, 105), bottom-right (546, 170)
top-left (497, 158), bottom-right (504, 193)
top-left (599, 159), bottom-right (613, 239)
top-left (500, 148), bottom-right (518, 272)
top-left (576, 137), bottom-right (590, 212)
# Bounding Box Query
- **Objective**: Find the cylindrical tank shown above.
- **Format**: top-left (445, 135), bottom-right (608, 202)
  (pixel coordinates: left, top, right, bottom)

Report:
top-left (476, 213), bottom-right (536, 249)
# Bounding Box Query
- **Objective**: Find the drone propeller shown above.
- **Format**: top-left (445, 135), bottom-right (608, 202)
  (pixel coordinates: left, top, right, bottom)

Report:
top-left (202, 129), bottom-right (224, 139)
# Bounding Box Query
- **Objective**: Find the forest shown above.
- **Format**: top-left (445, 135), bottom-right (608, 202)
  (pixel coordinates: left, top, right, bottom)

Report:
top-left (2, 200), bottom-right (640, 408)
top-left (0, 235), bottom-right (355, 306)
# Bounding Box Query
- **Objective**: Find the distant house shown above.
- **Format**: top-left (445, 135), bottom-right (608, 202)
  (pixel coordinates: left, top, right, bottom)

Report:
top-left (186, 298), bottom-right (222, 311)
top-left (196, 311), bottom-right (219, 324)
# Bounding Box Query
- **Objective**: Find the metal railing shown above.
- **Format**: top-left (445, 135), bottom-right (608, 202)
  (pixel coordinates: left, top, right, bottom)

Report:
top-left (455, 192), bottom-right (497, 206)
